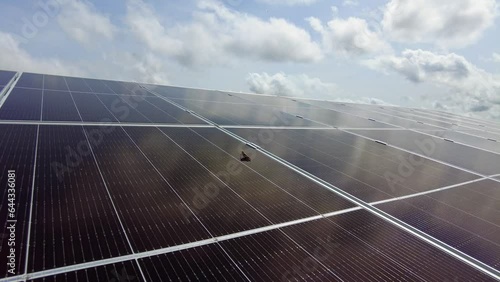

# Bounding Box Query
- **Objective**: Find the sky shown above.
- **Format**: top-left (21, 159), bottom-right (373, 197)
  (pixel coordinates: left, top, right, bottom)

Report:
top-left (1, 0), bottom-right (500, 120)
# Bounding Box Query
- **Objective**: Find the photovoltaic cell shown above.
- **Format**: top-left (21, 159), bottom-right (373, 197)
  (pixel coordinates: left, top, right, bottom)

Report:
top-left (144, 97), bottom-right (206, 124)
top-left (71, 93), bottom-right (118, 122)
top-left (418, 130), bottom-right (500, 154)
top-left (149, 85), bottom-right (247, 103)
top-left (84, 126), bottom-right (211, 252)
top-left (279, 210), bottom-right (496, 281)
top-left (350, 129), bottom-right (500, 175)
top-left (376, 180), bottom-right (500, 270)
top-left (126, 127), bottom-right (320, 230)
top-left (83, 79), bottom-right (115, 94)
top-left (27, 126), bottom-right (132, 273)
top-left (228, 128), bottom-right (478, 202)
top-left (65, 77), bottom-right (93, 92)
top-left (304, 100), bottom-right (441, 130)
top-left (0, 70), bottom-right (15, 86)
top-left (42, 91), bottom-right (81, 121)
top-left (29, 261), bottom-right (142, 282)
top-left (118, 95), bottom-right (192, 124)
top-left (93, 94), bottom-right (150, 123)
top-left (0, 125), bottom-right (37, 278)
top-left (43, 75), bottom-right (69, 91)
top-left (186, 127), bottom-right (356, 214)
top-left (16, 73), bottom-right (43, 89)
top-left (0, 88), bottom-right (42, 120)
top-left (139, 243), bottom-right (247, 281)
top-left (219, 229), bottom-right (340, 281)
top-left (172, 99), bottom-right (324, 127)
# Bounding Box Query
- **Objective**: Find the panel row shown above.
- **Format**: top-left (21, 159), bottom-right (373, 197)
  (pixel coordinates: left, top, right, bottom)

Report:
top-left (29, 210), bottom-right (497, 281)
top-left (0, 87), bottom-right (205, 124)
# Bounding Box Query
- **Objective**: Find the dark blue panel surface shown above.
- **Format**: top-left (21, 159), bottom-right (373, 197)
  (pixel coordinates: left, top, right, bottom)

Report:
top-left (0, 88), bottom-right (42, 120)
top-left (43, 75), bottom-right (68, 91)
top-left (0, 70), bottom-right (15, 86)
top-left (65, 77), bottom-right (93, 92)
top-left (173, 99), bottom-right (324, 127)
top-left (83, 79), bottom-right (115, 94)
top-left (0, 125), bottom-right (37, 278)
top-left (144, 97), bottom-right (205, 124)
top-left (94, 94), bottom-right (150, 123)
top-left (16, 73), bottom-right (43, 89)
top-left (71, 92), bottom-right (118, 122)
top-left (28, 126), bottom-right (132, 272)
top-left (42, 91), bottom-right (81, 121)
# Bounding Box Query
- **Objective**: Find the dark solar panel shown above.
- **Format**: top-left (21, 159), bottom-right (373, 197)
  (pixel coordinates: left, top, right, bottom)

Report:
top-left (172, 98), bottom-right (325, 127)
top-left (16, 73), bottom-right (43, 89)
top-left (279, 210), bottom-right (496, 281)
top-left (83, 126), bottom-right (211, 251)
top-left (228, 128), bottom-right (478, 202)
top-left (349, 129), bottom-right (500, 175)
top-left (304, 100), bottom-right (442, 129)
top-left (71, 93), bottom-right (119, 122)
top-left (189, 127), bottom-right (356, 214)
top-left (28, 261), bottom-right (141, 282)
top-left (0, 88), bottom-right (42, 120)
top-left (0, 70), bottom-right (15, 86)
top-left (139, 243), bottom-right (247, 281)
top-left (0, 125), bottom-right (37, 277)
top-left (83, 79), bottom-right (115, 94)
top-left (65, 77), bottom-right (93, 92)
top-left (125, 126), bottom-right (320, 227)
top-left (43, 75), bottom-right (69, 91)
top-left (93, 94), bottom-right (150, 123)
top-left (28, 126), bottom-right (132, 272)
top-left (42, 91), bottom-right (81, 121)
top-left (376, 180), bottom-right (500, 270)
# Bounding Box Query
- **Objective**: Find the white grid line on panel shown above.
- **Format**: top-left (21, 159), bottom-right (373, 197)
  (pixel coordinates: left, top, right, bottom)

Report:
top-left (0, 71), bottom-right (21, 110)
top-left (22, 124), bottom-right (40, 275)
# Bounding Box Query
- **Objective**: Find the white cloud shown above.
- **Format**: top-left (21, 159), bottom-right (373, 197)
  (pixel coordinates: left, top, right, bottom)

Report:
top-left (493, 52), bottom-right (500, 63)
top-left (246, 72), bottom-right (391, 105)
top-left (247, 72), bottom-right (337, 99)
top-left (342, 0), bottom-right (358, 7)
top-left (0, 31), bottom-right (83, 76)
top-left (307, 16), bottom-right (390, 56)
top-left (57, 0), bottom-right (117, 45)
top-left (126, 0), bottom-right (323, 66)
top-left (256, 0), bottom-right (318, 5)
top-left (381, 0), bottom-right (498, 48)
top-left (365, 49), bottom-right (500, 120)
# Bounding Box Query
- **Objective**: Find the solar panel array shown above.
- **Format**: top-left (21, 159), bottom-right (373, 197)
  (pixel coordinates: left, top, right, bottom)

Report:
top-left (0, 70), bottom-right (499, 281)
